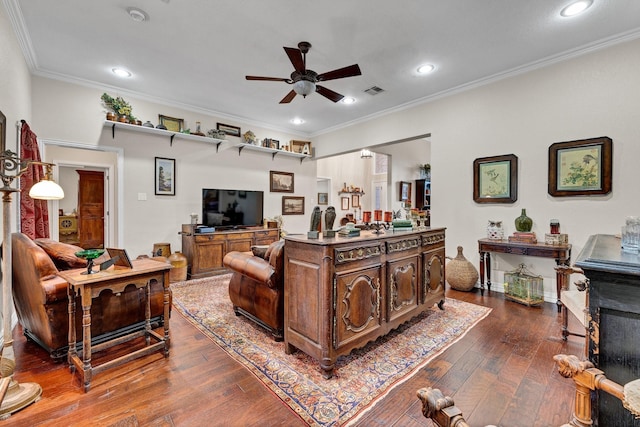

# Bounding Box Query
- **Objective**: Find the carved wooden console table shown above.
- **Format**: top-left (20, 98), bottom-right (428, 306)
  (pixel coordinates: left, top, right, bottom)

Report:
top-left (284, 228), bottom-right (446, 378)
top-left (478, 238), bottom-right (571, 310)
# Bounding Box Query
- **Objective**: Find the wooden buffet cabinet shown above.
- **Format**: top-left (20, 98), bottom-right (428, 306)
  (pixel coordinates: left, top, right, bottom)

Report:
top-left (180, 224), bottom-right (279, 278)
top-left (283, 228), bottom-right (446, 378)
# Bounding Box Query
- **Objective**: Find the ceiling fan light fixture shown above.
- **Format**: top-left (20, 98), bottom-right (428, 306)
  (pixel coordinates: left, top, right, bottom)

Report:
top-left (341, 96), bottom-right (356, 105)
top-left (293, 79), bottom-right (316, 97)
top-left (560, 0), bottom-right (593, 17)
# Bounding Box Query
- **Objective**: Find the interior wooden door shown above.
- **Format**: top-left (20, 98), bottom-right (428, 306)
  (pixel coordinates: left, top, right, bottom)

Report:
top-left (77, 170), bottom-right (104, 248)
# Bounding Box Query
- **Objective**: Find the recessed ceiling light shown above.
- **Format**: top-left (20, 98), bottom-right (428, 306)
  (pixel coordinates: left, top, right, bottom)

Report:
top-left (417, 64), bottom-right (435, 74)
top-left (291, 118), bottom-right (304, 125)
top-left (341, 97), bottom-right (356, 105)
top-left (126, 7), bottom-right (149, 22)
top-left (112, 68), bottom-right (132, 78)
top-left (560, 0), bottom-right (593, 17)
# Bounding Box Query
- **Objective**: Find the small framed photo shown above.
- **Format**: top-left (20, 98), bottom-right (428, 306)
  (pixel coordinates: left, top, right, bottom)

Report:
top-left (270, 170), bottom-right (294, 193)
top-left (282, 196), bottom-right (305, 215)
top-left (318, 192), bottom-right (328, 205)
top-left (351, 194), bottom-right (360, 208)
top-left (473, 154), bottom-right (518, 203)
top-left (341, 197), bottom-right (349, 210)
top-left (106, 248), bottom-right (133, 269)
top-left (399, 181), bottom-right (412, 201)
top-left (155, 157), bottom-right (176, 196)
top-left (158, 115), bottom-right (184, 132)
top-left (548, 136), bottom-right (612, 197)
top-left (217, 122), bottom-right (241, 138)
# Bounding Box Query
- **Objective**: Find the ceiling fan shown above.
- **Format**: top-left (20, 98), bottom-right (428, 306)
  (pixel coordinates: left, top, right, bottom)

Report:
top-left (246, 41), bottom-right (362, 104)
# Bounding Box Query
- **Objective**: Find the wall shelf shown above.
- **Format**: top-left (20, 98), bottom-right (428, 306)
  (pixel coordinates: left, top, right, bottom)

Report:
top-left (103, 121), bottom-right (312, 162)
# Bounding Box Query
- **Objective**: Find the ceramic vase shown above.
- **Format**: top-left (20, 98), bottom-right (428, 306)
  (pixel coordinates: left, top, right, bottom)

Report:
top-left (486, 220), bottom-right (504, 239)
top-left (168, 251), bottom-right (188, 282)
top-left (446, 246), bottom-right (479, 292)
top-left (515, 208), bottom-right (533, 232)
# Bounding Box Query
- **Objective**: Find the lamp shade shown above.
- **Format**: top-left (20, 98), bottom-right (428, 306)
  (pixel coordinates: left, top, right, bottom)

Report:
top-left (29, 180), bottom-right (65, 200)
top-left (293, 79), bottom-right (316, 97)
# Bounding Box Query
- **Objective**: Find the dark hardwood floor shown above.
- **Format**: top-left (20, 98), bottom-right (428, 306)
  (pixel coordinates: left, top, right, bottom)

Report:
top-left (7, 287), bottom-right (584, 426)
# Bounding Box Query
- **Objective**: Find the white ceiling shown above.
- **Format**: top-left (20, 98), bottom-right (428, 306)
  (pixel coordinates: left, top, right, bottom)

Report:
top-left (7, 0), bottom-right (640, 136)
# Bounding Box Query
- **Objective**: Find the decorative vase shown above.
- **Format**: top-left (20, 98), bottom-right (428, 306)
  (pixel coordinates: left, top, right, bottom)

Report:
top-left (446, 246), bottom-right (479, 292)
top-left (168, 251), bottom-right (188, 283)
top-left (515, 208), bottom-right (533, 232)
top-left (106, 112), bottom-right (116, 121)
top-left (486, 220), bottom-right (504, 240)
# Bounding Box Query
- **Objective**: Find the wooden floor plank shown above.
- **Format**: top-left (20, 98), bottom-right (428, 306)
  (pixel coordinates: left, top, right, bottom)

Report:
top-left (6, 287), bottom-right (581, 426)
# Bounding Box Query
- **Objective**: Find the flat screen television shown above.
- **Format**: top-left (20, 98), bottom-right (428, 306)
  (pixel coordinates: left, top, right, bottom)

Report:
top-left (202, 189), bottom-right (264, 229)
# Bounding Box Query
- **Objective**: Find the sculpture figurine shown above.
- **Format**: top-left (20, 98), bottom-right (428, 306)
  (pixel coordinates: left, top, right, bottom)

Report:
top-left (325, 206), bottom-right (336, 230)
top-left (308, 206), bottom-right (322, 239)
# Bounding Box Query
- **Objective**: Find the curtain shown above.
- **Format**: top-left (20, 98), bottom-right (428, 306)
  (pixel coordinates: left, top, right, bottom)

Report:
top-left (19, 120), bottom-right (50, 239)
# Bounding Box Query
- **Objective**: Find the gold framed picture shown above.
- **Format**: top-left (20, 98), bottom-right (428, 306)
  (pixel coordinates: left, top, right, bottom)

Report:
top-left (158, 115), bottom-right (184, 132)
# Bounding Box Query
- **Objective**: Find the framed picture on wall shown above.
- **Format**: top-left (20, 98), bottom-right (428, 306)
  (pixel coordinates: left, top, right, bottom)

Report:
top-left (399, 181), bottom-right (412, 201)
top-left (473, 154), bottom-right (518, 203)
top-left (351, 194), bottom-right (360, 208)
top-left (158, 115), bottom-right (184, 132)
top-left (155, 157), bottom-right (176, 196)
top-left (548, 136), bottom-right (612, 197)
top-left (270, 171), bottom-right (294, 192)
top-left (341, 197), bottom-right (349, 210)
top-left (282, 196), bottom-right (305, 215)
top-left (318, 192), bottom-right (328, 205)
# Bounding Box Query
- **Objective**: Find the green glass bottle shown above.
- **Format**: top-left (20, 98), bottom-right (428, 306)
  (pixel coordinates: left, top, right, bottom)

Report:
top-left (515, 208), bottom-right (533, 232)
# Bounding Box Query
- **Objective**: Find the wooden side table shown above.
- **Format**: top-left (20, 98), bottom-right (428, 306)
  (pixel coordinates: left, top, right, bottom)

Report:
top-left (478, 238), bottom-right (571, 311)
top-left (59, 258), bottom-right (171, 392)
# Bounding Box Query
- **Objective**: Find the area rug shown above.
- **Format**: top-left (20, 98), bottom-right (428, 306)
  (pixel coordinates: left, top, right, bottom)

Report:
top-left (171, 275), bottom-right (491, 426)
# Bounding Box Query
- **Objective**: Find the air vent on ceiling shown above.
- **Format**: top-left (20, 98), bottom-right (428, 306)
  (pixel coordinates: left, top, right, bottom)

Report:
top-left (364, 86), bottom-right (385, 95)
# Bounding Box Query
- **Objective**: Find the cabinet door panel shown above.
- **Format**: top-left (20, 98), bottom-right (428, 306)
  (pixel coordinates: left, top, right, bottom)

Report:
top-left (195, 242), bottom-right (224, 272)
top-left (387, 257), bottom-right (419, 322)
top-left (423, 248), bottom-right (445, 304)
top-left (227, 239), bottom-right (252, 253)
top-left (335, 266), bottom-right (382, 348)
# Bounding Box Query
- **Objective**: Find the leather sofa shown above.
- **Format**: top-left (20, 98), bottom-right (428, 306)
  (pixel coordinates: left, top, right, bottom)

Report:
top-left (11, 233), bottom-right (168, 360)
top-left (223, 240), bottom-right (284, 341)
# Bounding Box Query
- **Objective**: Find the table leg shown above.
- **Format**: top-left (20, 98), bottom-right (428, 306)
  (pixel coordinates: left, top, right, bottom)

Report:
top-left (479, 251), bottom-right (486, 295)
top-left (81, 290), bottom-right (93, 392)
top-left (162, 271), bottom-right (170, 356)
top-left (145, 281), bottom-right (151, 346)
top-left (67, 284), bottom-right (76, 372)
top-left (486, 253), bottom-right (492, 292)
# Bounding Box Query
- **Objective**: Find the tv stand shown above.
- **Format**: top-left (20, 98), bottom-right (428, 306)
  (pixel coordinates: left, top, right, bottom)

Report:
top-left (180, 224), bottom-right (279, 279)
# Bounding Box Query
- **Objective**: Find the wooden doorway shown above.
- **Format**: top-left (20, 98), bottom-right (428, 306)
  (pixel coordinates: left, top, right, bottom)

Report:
top-left (77, 170), bottom-right (104, 248)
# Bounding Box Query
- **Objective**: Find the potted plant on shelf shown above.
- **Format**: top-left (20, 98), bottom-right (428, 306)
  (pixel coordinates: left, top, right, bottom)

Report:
top-left (101, 93), bottom-right (135, 123)
top-left (418, 163), bottom-right (431, 180)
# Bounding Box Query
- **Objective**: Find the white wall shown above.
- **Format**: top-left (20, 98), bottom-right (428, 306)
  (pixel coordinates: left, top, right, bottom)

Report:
top-left (314, 38), bottom-right (640, 302)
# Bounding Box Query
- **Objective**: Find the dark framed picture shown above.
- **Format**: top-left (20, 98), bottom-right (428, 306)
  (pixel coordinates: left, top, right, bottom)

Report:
top-left (106, 248), bottom-right (133, 269)
top-left (155, 157), bottom-right (176, 196)
top-left (548, 136), bottom-right (612, 197)
top-left (318, 192), bottom-right (328, 205)
top-left (351, 194), bottom-right (360, 208)
top-left (158, 114), bottom-right (184, 132)
top-left (270, 170), bottom-right (294, 193)
top-left (341, 197), bottom-right (349, 210)
top-left (400, 181), bottom-right (412, 201)
top-left (217, 122), bottom-right (241, 137)
top-left (282, 196), bottom-right (305, 215)
top-left (473, 154), bottom-right (518, 203)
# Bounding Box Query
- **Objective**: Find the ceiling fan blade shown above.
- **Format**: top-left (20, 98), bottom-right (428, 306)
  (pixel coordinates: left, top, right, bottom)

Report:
top-left (317, 64), bottom-right (362, 82)
top-left (246, 76), bottom-right (290, 82)
top-left (316, 85), bottom-right (344, 103)
top-left (279, 90), bottom-right (297, 104)
top-left (284, 47), bottom-right (305, 73)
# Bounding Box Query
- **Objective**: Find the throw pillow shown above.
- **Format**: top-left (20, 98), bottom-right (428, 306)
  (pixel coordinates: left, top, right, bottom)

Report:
top-left (34, 238), bottom-right (87, 270)
top-left (251, 245), bottom-right (269, 259)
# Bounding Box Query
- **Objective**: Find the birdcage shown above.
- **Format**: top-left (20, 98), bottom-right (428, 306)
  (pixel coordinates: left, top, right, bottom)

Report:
top-left (503, 263), bottom-right (544, 307)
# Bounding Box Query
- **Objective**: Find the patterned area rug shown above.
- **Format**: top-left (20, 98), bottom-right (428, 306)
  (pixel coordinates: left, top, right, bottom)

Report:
top-left (171, 275), bottom-right (491, 426)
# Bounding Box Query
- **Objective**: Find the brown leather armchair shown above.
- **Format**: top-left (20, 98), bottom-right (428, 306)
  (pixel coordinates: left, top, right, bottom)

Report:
top-left (223, 240), bottom-right (284, 341)
top-left (11, 233), bottom-right (168, 360)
